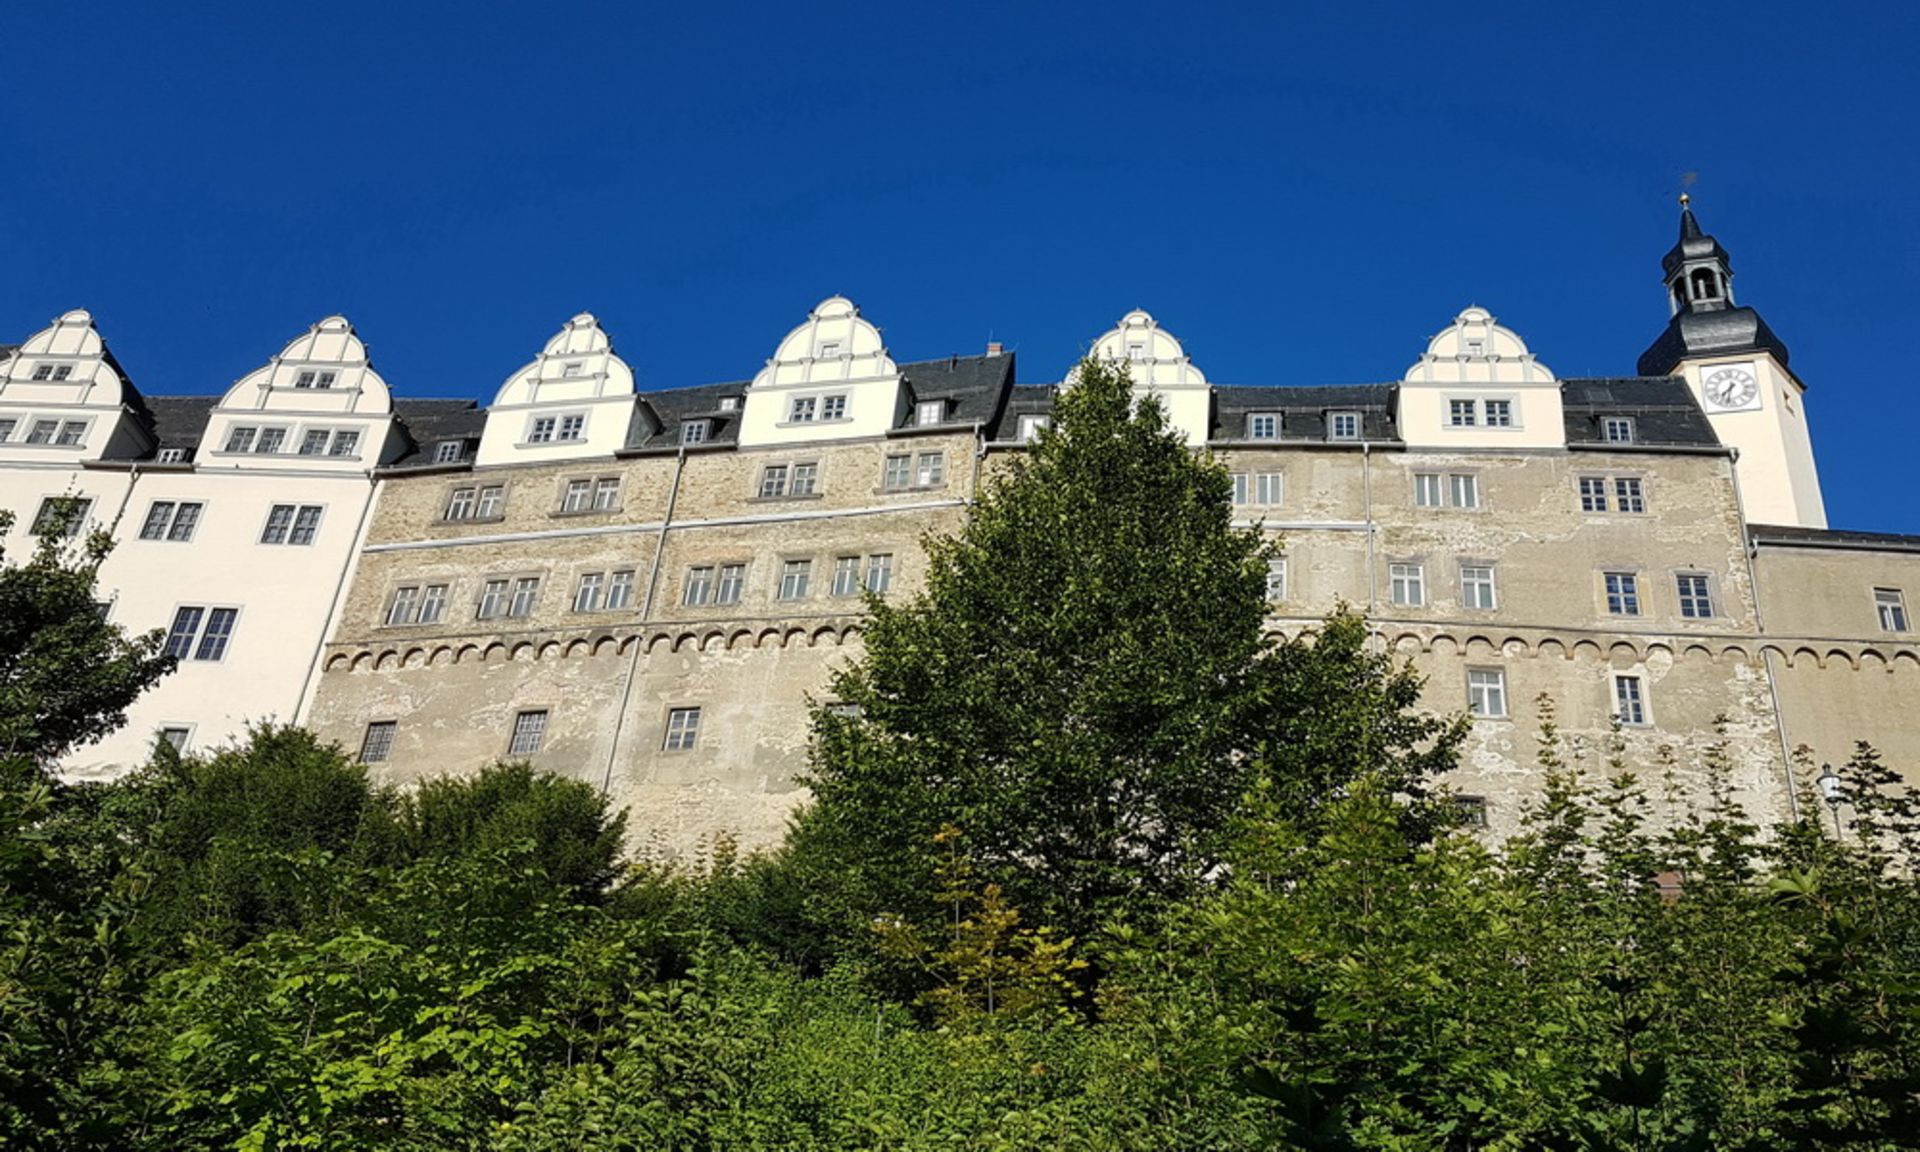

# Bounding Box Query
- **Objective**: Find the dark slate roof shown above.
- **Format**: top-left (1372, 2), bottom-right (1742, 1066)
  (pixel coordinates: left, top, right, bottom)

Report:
top-left (1210, 384), bottom-right (1399, 443)
top-left (986, 384), bottom-right (1056, 441)
top-left (627, 382), bottom-right (747, 451)
top-left (1749, 524), bottom-right (1920, 554)
top-left (1561, 377), bottom-right (1720, 449)
top-left (1637, 306), bottom-right (1791, 377)
top-left (899, 353), bottom-right (1015, 430)
top-left (384, 399), bottom-right (487, 469)
top-left (139, 396), bottom-right (218, 458)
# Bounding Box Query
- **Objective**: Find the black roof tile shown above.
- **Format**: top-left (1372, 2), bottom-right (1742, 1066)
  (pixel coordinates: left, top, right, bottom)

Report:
top-left (1561, 376), bottom-right (1719, 448)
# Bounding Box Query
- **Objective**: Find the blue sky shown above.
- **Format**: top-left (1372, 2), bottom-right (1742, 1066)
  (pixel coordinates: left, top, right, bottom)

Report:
top-left (2, 2), bottom-right (1915, 529)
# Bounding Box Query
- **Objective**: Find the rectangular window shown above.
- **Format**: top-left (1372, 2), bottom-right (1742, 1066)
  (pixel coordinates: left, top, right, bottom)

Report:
top-left (359, 722), bottom-right (396, 764)
top-left (1604, 572), bottom-right (1641, 616)
top-left (1016, 414), bottom-right (1050, 442)
top-left (1328, 411), bottom-right (1360, 441)
top-left (759, 464), bottom-right (790, 498)
top-left (1603, 416), bottom-right (1635, 444)
top-left (1484, 399), bottom-right (1513, 427)
top-left (820, 395), bottom-right (847, 421)
top-left (561, 362), bottom-right (583, 378)
top-left (883, 454), bottom-right (912, 490)
top-left (260, 504), bottom-right (323, 545)
top-left (683, 566), bottom-right (715, 606)
top-left (664, 707), bottom-right (701, 751)
top-left (0, 418), bottom-right (15, 441)
top-left (916, 452), bottom-right (946, 487)
top-left (1579, 476), bottom-right (1610, 512)
top-left (1448, 399), bottom-right (1476, 427)
top-left (1254, 472), bottom-right (1284, 506)
top-left (1876, 588), bottom-right (1909, 633)
top-left (256, 427), bottom-right (286, 454)
top-left (328, 430), bottom-right (360, 458)
top-left (27, 420), bottom-right (59, 445)
top-left (865, 553), bottom-right (893, 594)
top-left (159, 726), bottom-right (191, 754)
top-left (418, 584), bottom-right (448, 624)
top-left (475, 485), bottom-right (506, 518)
top-left (1449, 474), bottom-right (1479, 509)
top-left (289, 506), bottom-right (323, 545)
top-left (1461, 564), bottom-right (1497, 610)
top-left (30, 364), bottom-right (52, 381)
top-left (32, 496), bottom-right (91, 537)
top-left (139, 500), bottom-right (204, 542)
top-left (433, 440), bottom-right (465, 463)
top-left (1467, 669), bottom-right (1508, 718)
top-left (1614, 477), bottom-right (1646, 513)
top-left (444, 488), bottom-right (476, 520)
top-left (1677, 574), bottom-right (1713, 619)
top-left (575, 572), bottom-right (605, 613)
top-left (718, 396), bottom-right (739, 411)
top-left (917, 399), bottom-right (945, 427)
top-left (55, 421), bottom-right (87, 446)
top-left (790, 461), bottom-right (820, 496)
top-left (831, 556), bottom-right (861, 597)
top-left (816, 341), bottom-right (840, 359)
top-left (789, 396), bottom-right (818, 423)
top-left (779, 559), bottom-right (811, 600)
top-left (1231, 473), bottom-right (1249, 506)
top-left (558, 414), bottom-right (585, 441)
top-left (605, 570), bottom-right (636, 611)
top-left (1390, 563), bottom-right (1425, 607)
top-left (562, 479), bottom-right (593, 512)
top-left (715, 563), bottom-right (745, 605)
top-left (165, 606), bottom-right (237, 662)
top-left (529, 417), bottom-right (556, 444)
top-left (477, 579), bottom-right (509, 619)
top-left (1247, 413), bottom-right (1279, 440)
top-left (1414, 473), bottom-right (1443, 508)
top-left (508, 710), bottom-right (548, 756)
top-left (1453, 795), bottom-right (1489, 827)
top-left (387, 586), bottom-right (421, 625)
top-left (681, 419), bottom-right (709, 445)
top-left (1266, 557), bottom-right (1287, 602)
top-left (509, 577), bottom-right (540, 617)
top-left (1614, 675), bottom-right (1648, 726)
top-left (593, 477), bottom-right (620, 510)
top-left (298, 429), bottom-right (330, 456)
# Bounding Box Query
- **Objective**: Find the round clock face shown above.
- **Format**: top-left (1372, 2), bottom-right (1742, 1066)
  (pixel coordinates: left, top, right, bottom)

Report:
top-left (1703, 366), bottom-right (1759, 411)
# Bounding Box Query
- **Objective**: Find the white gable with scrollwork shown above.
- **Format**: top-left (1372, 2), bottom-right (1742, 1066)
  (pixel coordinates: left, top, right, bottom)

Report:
top-left (202, 316), bottom-right (402, 470)
top-left (0, 309), bottom-right (149, 461)
top-left (1068, 310), bottom-right (1210, 442)
top-left (477, 314), bottom-right (639, 466)
top-left (738, 296), bottom-right (906, 448)
top-left (1398, 307), bottom-right (1564, 449)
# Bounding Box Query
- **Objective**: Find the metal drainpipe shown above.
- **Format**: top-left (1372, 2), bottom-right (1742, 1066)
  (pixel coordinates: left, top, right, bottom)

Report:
top-left (1362, 441), bottom-right (1380, 652)
top-left (1725, 446), bottom-right (1800, 819)
top-left (602, 444), bottom-right (688, 795)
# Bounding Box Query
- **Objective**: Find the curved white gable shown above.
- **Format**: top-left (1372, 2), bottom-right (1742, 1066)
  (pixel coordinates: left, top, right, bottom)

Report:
top-left (1398, 307), bottom-right (1563, 449)
top-left (0, 309), bottom-right (133, 406)
top-left (202, 315), bottom-right (402, 468)
top-left (1068, 310), bottom-right (1210, 442)
top-left (219, 315), bottom-right (395, 414)
top-left (737, 297), bottom-right (905, 448)
top-left (476, 313), bottom-right (638, 467)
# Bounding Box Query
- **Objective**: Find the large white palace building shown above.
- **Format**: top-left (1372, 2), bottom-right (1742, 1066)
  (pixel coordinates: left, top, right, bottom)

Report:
top-left (4, 205), bottom-right (1916, 853)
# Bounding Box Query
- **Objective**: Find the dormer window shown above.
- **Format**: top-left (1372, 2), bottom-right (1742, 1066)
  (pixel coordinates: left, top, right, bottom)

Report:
top-left (1247, 413), bottom-right (1280, 440)
top-left (1016, 414), bottom-right (1050, 443)
top-left (917, 399), bottom-right (945, 427)
top-left (433, 440), bottom-right (465, 464)
top-left (682, 418), bottom-right (710, 445)
top-left (718, 396), bottom-right (739, 411)
top-left (789, 396), bottom-right (818, 423)
top-left (1328, 411), bottom-right (1361, 441)
top-left (158, 447), bottom-right (191, 464)
top-left (561, 362), bottom-right (584, 378)
top-left (816, 341), bottom-right (841, 359)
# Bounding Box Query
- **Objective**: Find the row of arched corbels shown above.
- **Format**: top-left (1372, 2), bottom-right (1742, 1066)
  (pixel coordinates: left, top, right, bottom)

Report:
top-left (1254, 625), bottom-right (1920, 672)
top-left (324, 622), bottom-right (865, 673)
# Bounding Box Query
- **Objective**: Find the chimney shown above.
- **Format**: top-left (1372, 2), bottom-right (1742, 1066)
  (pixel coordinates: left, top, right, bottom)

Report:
top-left (986, 341), bottom-right (1004, 357)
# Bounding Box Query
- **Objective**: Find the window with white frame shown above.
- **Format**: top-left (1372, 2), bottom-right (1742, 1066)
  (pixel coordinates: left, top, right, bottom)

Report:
top-left (138, 500), bottom-right (203, 542)
top-left (684, 566), bottom-right (715, 606)
top-left (1266, 557), bottom-right (1288, 601)
top-left (158, 726), bottom-right (192, 754)
top-left (55, 421), bottom-right (87, 446)
top-left (388, 585), bottom-right (420, 626)
top-left (508, 577), bottom-right (540, 617)
top-left (444, 487), bottom-right (477, 520)
top-left (916, 452), bottom-right (945, 487)
top-left (883, 453), bottom-right (912, 490)
top-left (293, 370), bottom-right (338, 390)
top-left (0, 418), bottom-right (15, 441)
top-left (260, 504), bottom-right (323, 546)
top-left (433, 440), bottom-right (465, 463)
top-left (561, 362), bottom-right (584, 378)
top-left (561, 479), bottom-right (594, 513)
top-left (606, 570), bottom-right (636, 610)
top-left (779, 559), bottom-right (811, 600)
top-left (558, 414), bottom-right (585, 441)
top-left (359, 721), bottom-right (396, 763)
top-left (1467, 668), bottom-right (1508, 718)
top-left (1449, 474), bottom-right (1479, 509)
top-left (1483, 399), bottom-right (1513, 427)
top-left (917, 399), bottom-right (945, 427)
top-left (1453, 795), bottom-right (1489, 827)
top-left (718, 396), bottom-right (739, 411)
top-left (32, 496), bottom-right (91, 537)
top-left (255, 427), bottom-right (287, 453)
top-left (508, 710), bottom-right (548, 756)
top-left (1247, 413), bottom-right (1279, 440)
top-left (1016, 414), bottom-right (1050, 442)
top-left (1230, 473), bottom-right (1249, 506)
top-left (165, 606), bottom-right (238, 661)
top-left (477, 579), bottom-right (510, 619)
top-left (1448, 399), bottom-right (1477, 427)
top-left (1254, 472), bottom-right (1284, 506)
top-left (865, 553), bottom-right (893, 594)
top-left (1602, 416), bottom-right (1635, 444)
top-left (157, 447), bottom-right (191, 464)
top-left (788, 396), bottom-right (819, 423)
top-left (1613, 675), bottom-right (1648, 726)
top-left (1414, 473), bottom-right (1444, 508)
top-left (593, 477), bottom-right (620, 510)
top-left (476, 485), bottom-right (505, 518)
top-left (1461, 564), bottom-right (1497, 610)
top-left (25, 420), bottom-right (58, 445)
top-left (1604, 571), bottom-right (1641, 616)
top-left (328, 430), bottom-right (360, 458)
top-left (1614, 476), bottom-right (1646, 513)
top-left (790, 461), bottom-right (820, 496)
top-left (1390, 562), bottom-right (1425, 607)
top-left (1579, 476), bottom-right (1609, 512)
top-left (386, 584), bottom-right (449, 625)
top-left (298, 429), bottom-right (330, 456)
top-left (816, 340), bottom-right (841, 359)
top-left (1876, 588), bottom-right (1909, 632)
top-left (575, 572), bottom-right (606, 612)
top-left (664, 707), bottom-right (701, 751)
top-left (831, 556), bottom-right (861, 597)
top-left (529, 417), bottom-right (558, 444)
top-left (759, 464), bottom-right (791, 498)
top-left (820, 395), bottom-right (847, 421)
top-left (223, 426), bottom-right (257, 453)
top-left (1328, 411), bottom-right (1361, 441)
top-left (681, 419), bottom-right (709, 445)
top-left (715, 563), bottom-right (745, 605)
top-left (1677, 574), bottom-right (1713, 619)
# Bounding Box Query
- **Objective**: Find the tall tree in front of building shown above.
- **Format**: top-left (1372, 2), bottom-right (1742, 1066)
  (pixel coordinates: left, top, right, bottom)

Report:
top-left (792, 357), bottom-right (1461, 945)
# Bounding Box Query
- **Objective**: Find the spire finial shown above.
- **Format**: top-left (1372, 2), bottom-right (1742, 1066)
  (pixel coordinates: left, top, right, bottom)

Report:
top-left (1678, 192), bottom-right (1690, 209)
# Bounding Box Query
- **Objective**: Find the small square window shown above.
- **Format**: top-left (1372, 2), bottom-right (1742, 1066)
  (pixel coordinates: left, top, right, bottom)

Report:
top-left (298, 429), bottom-right (331, 456)
top-left (606, 570), bottom-right (637, 611)
top-left (157, 447), bottom-right (191, 464)
top-left (1452, 795), bottom-right (1489, 827)
top-left (779, 559), bottom-right (811, 600)
top-left (30, 364), bottom-right (52, 381)
top-left (790, 462), bottom-right (819, 496)
top-left (1467, 668), bottom-right (1507, 718)
top-left (476, 486), bottom-right (506, 518)
top-left (1461, 565), bottom-right (1497, 610)
top-left (444, 487), bottom-right (477, 520)
top-left (557, 414), bottom-right (586, 442)
top-left (681, 419), bottom-right (710, 445)
top-left (915, 452), bottom-right (945, 487)
top-left (359, 721), bottom-right (397, 764)
top-left (716, 564), bottom-right (745, 605)
top-left (816, 341), bottom-right (841, 359)
top-left (1328, 411), bottom-right (1361, 441)
top-left (1126, 341), bottom-right (1146, 361)
top-left (883, 454), bottom-right (912, 490)
top-left (509, 710), bottom-right (549, 756)
top-left (562, 479), bottom-right (593, 513)
top-left (1677, 574), bottom-right (1713, 619)
top-left (664, 707), bottom-right (702, 751)
top-left (1448, 399), bottom-right (1477, 427)
top-left (225, 427), bottom-right (258, 454)
top-left (820, 395), bottom-right (847, 421)
top-left (593, 477), bottom-right (620, 510)
top-left (1016, 414), bottom-right (1050, 443)
top-left (1449, 474), bottom-right (1479, 509)
top-left (917, 399), bottom-right (945, 427)
top-left (1414, 473), bottom-right (1443, 508)
top-left (1614, 477), bottom-right (1646, 513)
top-left (1484, 400), bottom-right (1513, 427)
top-left (55, 421), bottom-right (87, 446)
top-left (759, 464), bottom-right (790, 498)
top-left (789, 397), bottom-right (819, 423)
top-left (1247, 413), bottom-right (1279, 440)
top-left (1604, 572), bottom-right (1641, 616)
top-left (1578, 476), bottom-right (1609, 513)
top-left (1602, 416), bottom-right (1635, 444)
top-left (159, 726), bottom-right (192, 754)
top-left (1390, 563), bottom-right (1425, 607)
top-left (256, 428), bottom-right (287, 454)
top-left (433, 440), bottom-right (465, 463)
top-left (718, 396), bottom-right (739, 411)
top-left (1875, 588), bottom-right (1908, 633)
top-left (327, 430), bottom-right (360, 458)
top-left (294, 370), bottom-right (316, 389)
top-left (27, 420), bottom-right (58, 445)
top-left (32, 496), bottom-right (91, 537)
top-left (529, 417), bottom-right (557, 444)
top-left (561, 362), bottom-right (584, 378)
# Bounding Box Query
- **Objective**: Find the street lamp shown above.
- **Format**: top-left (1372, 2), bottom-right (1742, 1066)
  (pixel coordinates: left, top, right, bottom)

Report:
top-left (1815, 762), bottom-right (1845, 839)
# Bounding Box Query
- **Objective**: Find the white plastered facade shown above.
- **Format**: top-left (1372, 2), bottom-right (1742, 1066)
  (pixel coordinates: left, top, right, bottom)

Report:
top-left (476, 314), bottom-right (639, 467)
top-left (1673, 353), bottom-right (1826, 529)
top-left (1070, 310), bottom-right (1211, 443)
top-left (737, 297), bottom-right (906, 448)
top-left (1398, 307), bottom-right (1563, 450)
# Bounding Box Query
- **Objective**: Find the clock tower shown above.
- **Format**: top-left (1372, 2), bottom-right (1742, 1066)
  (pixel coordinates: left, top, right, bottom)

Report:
top-left (1638, 198), bottom-right (1826, 528)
